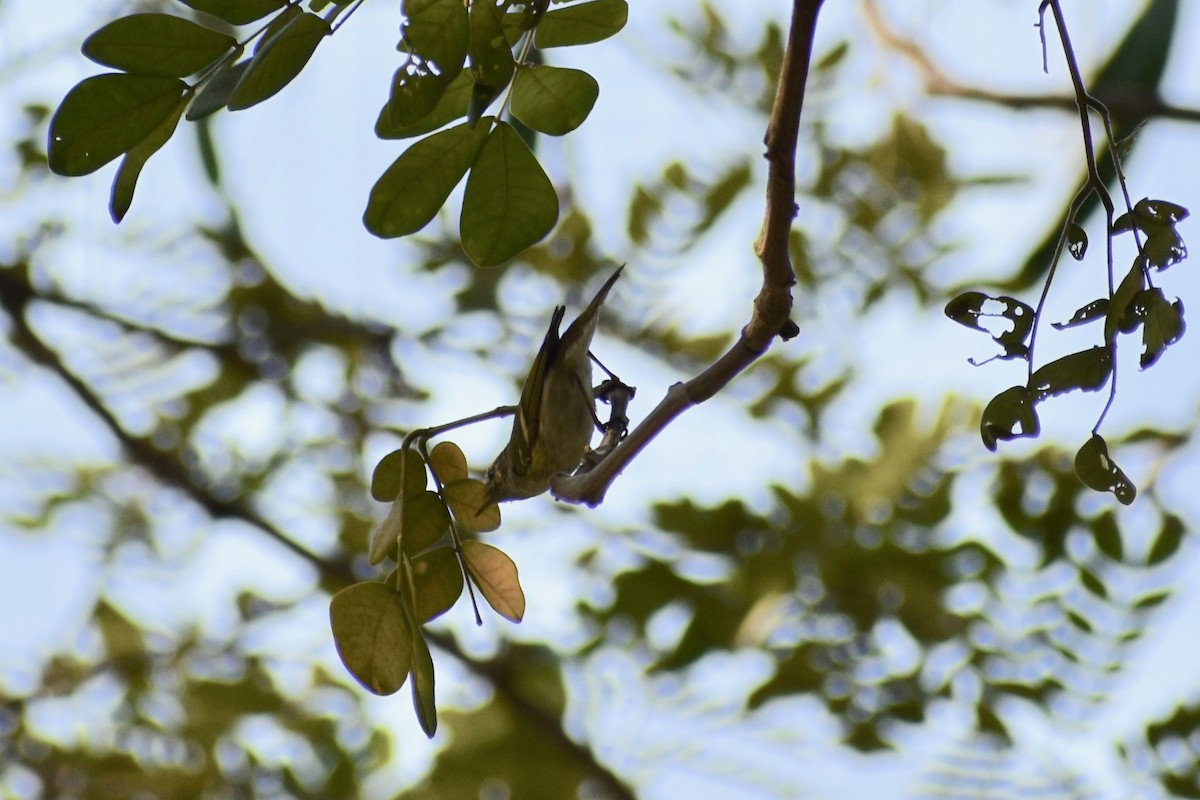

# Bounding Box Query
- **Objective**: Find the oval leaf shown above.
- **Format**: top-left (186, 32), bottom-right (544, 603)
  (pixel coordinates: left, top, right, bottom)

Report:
top-left (371, 447), bottom-right (426, 502)
top-left (364, 119), bottom-right (491, 238)
top-left (511, 65), bottom-right (599, 136)
top-left (48, 74), bottom-right (189, 176)
top-left (228, 12), bottom-right (329, 110)
top-left (442, 478), bottom-right (501, 533)
top-left (329, 582), bottom-right (413, 695)
top-left (178, 0), bottom-right (288, 26)
top-left (403, 0), bottom-right (470, 72)
top-left (1066, 222), bottom-right (1087, 260)
top-left (460, 121), bottom-right (559, 267)
top-left (462, 541), bottom-right (525, 622)
top-left (534, 0), bottom-right (628, 48)
top-left (83, 14), bottom-right (236, 77)
top-left (401, 491), bottom-right (452, 555)
top-left (110, 91), bottom-right (190, 222)
top-left (411, 546), bottom-right (464, 622)
top-left (376, 68), bottom-right (472, 139)
top-left (1074, 434), bottom-right (1135, 506)
top-left (429, 441), bottom-right (468, 484)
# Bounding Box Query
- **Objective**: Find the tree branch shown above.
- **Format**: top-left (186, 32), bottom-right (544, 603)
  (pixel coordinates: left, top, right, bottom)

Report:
top-left (553, 0), bottom-right (822, 506)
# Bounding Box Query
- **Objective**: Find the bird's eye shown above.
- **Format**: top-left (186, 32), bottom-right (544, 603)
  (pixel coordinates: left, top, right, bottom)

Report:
top-left (485, 465), bottom-right (495, 481)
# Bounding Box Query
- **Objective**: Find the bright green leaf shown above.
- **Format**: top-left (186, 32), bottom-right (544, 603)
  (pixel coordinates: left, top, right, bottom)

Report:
top-left (411, 546), bottom-right (464, 622)
top-left (371, 447), bottom-right (426, 502)
top-left (980, 385), bottom-right (1038, 452)
top-left (110, 90), bottom-right (190, 222)
top-left (186, 56), bottom-right (249, 121)
top-left (83, 14), bottom-right (236, 78)
top-left (402, 0), bottom-right (469, 72)
top-left (364, 119), bottom-right (491, 239)
top-left (534, 0), bottom-right (628, 48)
top-left (460, 121), bottom-right (559, 267)
top-left (228, 12), bottom-right (329, 110)
top-left (442, 478), bottom-right (501, 533)
top-left (1074, 434), bottom-right (1136, 506)
top-left (177, 0), bottom-right (288, 26)
top-left (1029, 346), bottom-right (1112, 402)
top-left (376, 68), bottom-right (471, 139)
top-left (48, 74), bottom-right (189, 176)
top-left (462, 541), bottom-right (525, 622)
top-left (511, 65), bottom-right (599, 136)
top-left (329, 582), bottom-right (413, 695)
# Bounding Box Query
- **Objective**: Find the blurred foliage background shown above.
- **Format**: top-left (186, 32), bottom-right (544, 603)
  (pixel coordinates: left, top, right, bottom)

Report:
top-left (3, 0), bottom-right (1200, 798)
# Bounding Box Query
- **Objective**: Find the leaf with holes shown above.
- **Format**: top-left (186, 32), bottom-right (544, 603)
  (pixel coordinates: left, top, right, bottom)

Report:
top-left (83, 13), bottom-right (236, 77)
top-left (1052, 298), bottom-right (1108, 330)
top-left (462, 541), bottom-right (525, 622)
top-left (1137, 288), bottom-right (1185, 368)
top-left (980, 385), bottom-right (1039, 452)
top-left (944, 292), bottom-right (1033, 363)
top-left (228, 12), bottom-right (328, 110)
top-left (376, 68), bottom-right (471, 139)
top-left (1074, 434), bottom-right (1135, 506)
top-left (534, 0), bottom-right (628, 48)
top-left (460, 121), bottom-right (558, 267)
top-left (1029, 346), bottom-right (1112, 403)
top-left (1066, 222), bottom-right (1087, 260)
top-left (1106, 261), bottom-right (1145, 342)
top-left (329, 582), bottom-right (413, 695)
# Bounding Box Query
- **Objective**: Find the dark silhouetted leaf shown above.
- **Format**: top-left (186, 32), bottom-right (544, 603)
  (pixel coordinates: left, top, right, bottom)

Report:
top-left (945, 292), bottom-right (1033, 363)
top-left (1052, 298), bottom-right (1109, 330)
top-left (460, 121), bottom-right (558, 267)
top-left (1029, 346), bottom-right (1112, 402)
top-left (1067, 222), bottom-right (1087, 260)
top-left (1137, 288), bottom-right (1185, 368)
top-left (329, 582), bottom-right (413, 695)
top-left (1093, 510), bottom-right (1123, 561)
top-left (1107, 261), bottom-right (1146, 341)
top-left (510, 65), bottom-right (599, 136)
top-left (364, 119), bottom-right (491, 239)
top-left (462, 541), bottom-right (525, 622)
top-left (1074, 434), bottom-right (1136, 505)
top-left (178, 0), bottom-right (287, 25)
top-left (228, 12), bottom-right (328, 110)
top-left (1114, 198), bottom-right (1190, 270)
top-left (48, 74), bottom-right (188, 176)
top-left (83, 14), bottom-right (236, 77)
top-left (980, 386), bottom-right (1039, 451)
top-left (1142, 227), bottom-right (1187, 270)
top-left (1146, 514), bottom-right (1184, 565)
top-left (534, 0), bottom-right (628, 48)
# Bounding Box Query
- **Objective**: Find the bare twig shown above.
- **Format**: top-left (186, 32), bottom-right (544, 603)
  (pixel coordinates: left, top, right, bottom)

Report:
top-left (553, 0), bottom-right (823, 506)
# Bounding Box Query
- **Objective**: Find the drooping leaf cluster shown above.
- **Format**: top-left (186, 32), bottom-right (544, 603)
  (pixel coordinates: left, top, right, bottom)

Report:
top-left (48, 0), bottom-right (626, 265)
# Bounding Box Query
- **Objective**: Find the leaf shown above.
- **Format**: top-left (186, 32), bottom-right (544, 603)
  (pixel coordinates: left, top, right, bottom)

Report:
top-left (363, 120), bottom-right (491, 239)
top-left (228, 11), bottom-right (329, 110)
top-left (328, 582), bottom-right (413, 695)
top-left (1106, 261), bottom-right (1145, 342)
top-left (980, 385), bottom-right (1039, 452)
top-left (442, 479), bottom-right (501, 533)
top-left (82, 13), bottom-right (236, 77)
top-left (411, 546), bottom-right (464, 622)
top-left (109, 90), bottom-right (190, 222)
top-left (1078, 567), bottom-right (1108, 599)
top-left (429, 441), bottom-right (468, 484)
top-left (1114, 198), bottom-right (1190, 270)
top-left (467, 0), bottom-right (515, 96)
top-left (371, 447), bottom-right (426, 502)
top-left (1074, 434), bottom-right (1136, 506)
top-left (376, 68), bottom-right (471, 139)
top-left (408, 617), bottom-right (437, 737)
top-left (1146, 514), bottom-right (1184, 565)
top-left (1052, 298), bottom-right (1108, 330)
top-left (1029, 346), bottom-right (1112, 402)
top-left (177, 0), bottom-right (288, 25)
top-left (48, 74), bottom-right (189, 176)
top-left (460, 121), bottom-right (559, 267)
top-left (1142, 227), bottom-right (1187, 271)
top-left (1093, 510), bottom-right (1123, 561)
top-left (1137, 288), bottom-right (1185, 368)
top-left (944, 292), bottom-right (1033, 363)
top-left (384, 66), bottom-right (458, 127)
top-left (461, 541), bottom-right (525, 622)
top-left (402, 0), bottom-right (469, 72)
top-left (510, 65), bottom-right (599, 136)
top-left (1066, 222), bottom-right (1088, 260)
top-left (186, 57), bottom-right (249, 121)
top-left (534, 0), bottom-right (628, 48)
top-left (398, 491), bottom-right (452, 555)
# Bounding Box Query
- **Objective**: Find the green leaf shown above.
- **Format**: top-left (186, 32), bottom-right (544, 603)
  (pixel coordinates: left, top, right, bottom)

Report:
top-left (1146, 514), bottom-right (1184, 565)
top-left (83, 14), bottom-right (236, 78)
top-left (399, 491), bottom-right (451, 555)
top-left (1106, 261), bottom-right (1145, 342)
top-left (1074, 434), bottom-right (1136, 505)
top-left (1078, 567), bottom-right (1108, 599)
top-left (411, 546), bottom-right (464, 622)
top-left (442, 479), bottom-right (501, 533)
top-left (510, 65), bottom-right (599, 136)
top-left (329, 582), bottom-right (413, 695)
top-left (1093, 510), bottom-right (1123, 561)
top-left (177, 0), bottom-right (288, 26)
top-left (363, 119), bottom-right (491, 239)
top-left (228, 11), bottom-right (329, 110)
top-left (428, 441), bottom-right (468, 484)
top-left (467, 0), bottom-right (515, 114)
top-left (980, 385), bottom-right (1039, 452)
top-left (1029, 346), bottom-right (1112, 402)
top-left (460, 121), bottom-right (559, 267)
top-left (48, 74), bottom-right (189, 176)
top-left (534, 0), bottom-right (628, 48)
top-left (1066, 222), bottom-right (1088, 260)
top-left (409, 621), bottom-right (437, 737)
top-left (110, 90), bottom-right (190, 222)
top-left (402, 0), bottom-right (469, 72)
top-left (371, 448), bottom-right (426, 502)
top-left (462, 541), bottom-right (525, 622)
top-left (1136, 288), bottom-right (1185, 368)
top-left (186, 56), bottom-right (249, 121)
top-left (383, 66), bottom-right (457, 127)
top-left (1052, 298), bottom-right (1108, 330)
top-left (376, 68), bottom-right (471, 139)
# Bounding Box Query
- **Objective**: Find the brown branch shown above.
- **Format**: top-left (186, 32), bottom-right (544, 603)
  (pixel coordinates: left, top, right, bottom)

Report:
top-left (0, 263), bottom-right (637, 800)
top-left (553, 0), bottom-right (822, 506)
